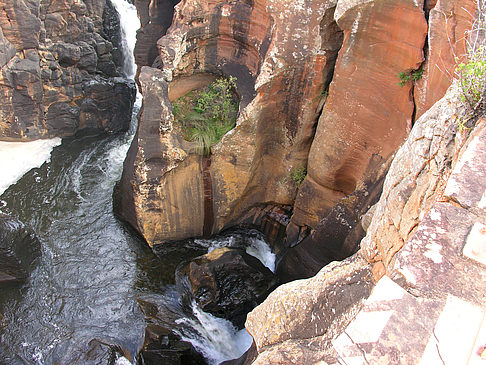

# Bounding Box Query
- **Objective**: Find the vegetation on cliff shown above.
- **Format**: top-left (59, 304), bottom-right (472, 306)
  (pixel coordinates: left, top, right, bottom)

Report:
top-left (172, 76), bottom-right (239, 156)
top-left (456, 0), bottom-right (486, 127)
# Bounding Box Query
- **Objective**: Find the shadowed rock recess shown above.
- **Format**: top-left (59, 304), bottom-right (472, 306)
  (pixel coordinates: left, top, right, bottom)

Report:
top-left (0, 0), bottom-right (136, 140)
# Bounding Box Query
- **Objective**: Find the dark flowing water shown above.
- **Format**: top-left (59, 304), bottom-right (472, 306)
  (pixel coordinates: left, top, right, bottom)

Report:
top-left (0, 0), bottom-right (269, 362)
top-left (0, 132), bottom-right (149, 363)
top-left (0, 129), bottom-right (268, 364)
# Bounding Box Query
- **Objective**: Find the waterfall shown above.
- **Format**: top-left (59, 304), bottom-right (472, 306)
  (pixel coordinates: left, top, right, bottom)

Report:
top-left (109, 0), bottom-right (140, 79)
top-left (176, 301), bottom-right (253, 364)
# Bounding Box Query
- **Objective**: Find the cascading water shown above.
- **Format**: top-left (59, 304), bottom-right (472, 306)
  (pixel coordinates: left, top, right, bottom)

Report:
top-left (0, 1), bottom-right (272, 364)
top-left (109, 0), bottom-right (139, 80)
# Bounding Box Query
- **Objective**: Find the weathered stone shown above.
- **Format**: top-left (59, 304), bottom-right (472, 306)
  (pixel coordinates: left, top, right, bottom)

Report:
top-left (0, 0), bottom-right (135, 140)
top-left (246, 254), bottom-right (373, 361)
top-left (414, 0), bottom-right (476, 119)
top-left (136, 298), bottom-right (207, 365)
top-left (0, 0), bottom-right (41, 50)
top-left (444, 119), bottom-right (486, 212)
top-left (183, 247), bottom-right (276, 327)
top-left (121, 0), bottom-right (343, 245)
top-left (360, 83), bottom-right (464, 267)
top-left (116, 66), bottom-right (199, 243)
top-left (134, 0), bottom-right (180, 70)
top-left (0, 27), bottom-right (16, 68)
top-left (278, 171), bottom-right (387, 281)
top-left (287, 0), bottom-right (428, 264)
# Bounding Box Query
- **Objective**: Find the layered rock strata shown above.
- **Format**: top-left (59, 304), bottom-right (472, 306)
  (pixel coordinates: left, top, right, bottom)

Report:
top-left (118, 0), bottom-right (343, 245)
top-left (0, 0), bottom-right (135, 140)
top-left (415, 0), bottom-right (476, 119)
top-left (245, 80), bottom-right (484, 364)
top-left (281, 0), bottom-right (429, 279)
top-left (120, 0), bottom-right (475, 280)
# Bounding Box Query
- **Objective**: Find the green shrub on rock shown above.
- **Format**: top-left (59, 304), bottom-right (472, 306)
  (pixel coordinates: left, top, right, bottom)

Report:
top-left (172, 76), bottom-right (238, 156)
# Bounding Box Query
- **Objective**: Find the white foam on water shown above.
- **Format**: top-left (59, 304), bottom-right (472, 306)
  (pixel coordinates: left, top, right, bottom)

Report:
top-left (176, 301), bottom-right (253, 364)
top-left (246, 236), bottom-right (276, 273)
top-left (109, 0), bottom-right (140, 79)
top-left (195, 232), bottom-right (276, 273)
top-left (0, 138), bottom-right (62, 196)
top-left (114, 355), bottom-right (132, 365)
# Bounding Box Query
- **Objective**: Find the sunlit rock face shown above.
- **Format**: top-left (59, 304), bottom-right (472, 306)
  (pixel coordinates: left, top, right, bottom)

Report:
top-left (0, 0), bottom-right (135, 140)
top-left (414, 0), bottom-right (476, 119)
top-left (118, 0), bottom-right (474, 269)
top-left (117, 0), bottom-right (343, 245)
top-left (280, 0), bottom-right (430, 279)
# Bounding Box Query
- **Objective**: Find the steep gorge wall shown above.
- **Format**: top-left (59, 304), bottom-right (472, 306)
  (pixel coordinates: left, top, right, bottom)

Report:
top-left (118, 0), bottom-right (475, 279)
top-left (0, 0), bottom-right (135, 140)
top-left (117, 0), bottom-right (343, 245)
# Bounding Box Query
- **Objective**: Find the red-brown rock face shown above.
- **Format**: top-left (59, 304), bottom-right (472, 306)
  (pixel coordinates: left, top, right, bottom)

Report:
top-left (119, 0), bottom-right (474, 278)
top-left (279, 0), bottom-right (429, 279)
top-left (117, 0), bottom-right (343, 245)
top-left (414, 0), bottom-right (475, 118)
top-left (0, 0), bottom-right (135, 140)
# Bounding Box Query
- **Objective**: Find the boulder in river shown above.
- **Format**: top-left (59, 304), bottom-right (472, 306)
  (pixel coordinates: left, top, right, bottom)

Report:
top-left (183, 247), bottom-right (277, 328)
top-left (137, 298), bottom-right (207, 365)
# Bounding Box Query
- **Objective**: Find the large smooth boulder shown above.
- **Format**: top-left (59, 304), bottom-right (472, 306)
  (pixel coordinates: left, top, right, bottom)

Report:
top-left (182, 247), bottom-right (276, 327)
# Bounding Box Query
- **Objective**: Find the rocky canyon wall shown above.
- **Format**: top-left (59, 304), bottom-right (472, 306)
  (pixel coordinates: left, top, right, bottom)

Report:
top-left (117, 0), bottom-right (475, 281)
top-left (0, 0), bottom-right (135, 140)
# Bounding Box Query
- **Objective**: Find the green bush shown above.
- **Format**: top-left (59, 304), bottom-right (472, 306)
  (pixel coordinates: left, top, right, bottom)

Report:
top-left (290, 165), bottom-right (307, 186)
top-left (398, 69), bottom-right (423, 87)
top-left (455, 0), bottom-right (486, 123)
top-left (172, 76), bottom-right (238, 156)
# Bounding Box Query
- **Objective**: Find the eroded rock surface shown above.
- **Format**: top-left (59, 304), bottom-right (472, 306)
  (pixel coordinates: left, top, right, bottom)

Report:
top-left (245, 254), bottom-right (373, 364)
top-left (361, 83), bottom-right (463, 267)
top-left (0, 0), bottom-right (136, 140)
top-left (283, 0), bottom-right (429, 279)
top-left (415, 0), bottom-right (476, 119)
top-left (118, 0), bottom-right (344, 244)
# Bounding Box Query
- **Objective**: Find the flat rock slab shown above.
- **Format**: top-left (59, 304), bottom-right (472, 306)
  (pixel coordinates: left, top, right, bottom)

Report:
top-left (333, 277), bottom-right (486, 364)
top-left (444, 122), bottom-right (486, 213)
top-left (334, 123), bottom-right (486, 364)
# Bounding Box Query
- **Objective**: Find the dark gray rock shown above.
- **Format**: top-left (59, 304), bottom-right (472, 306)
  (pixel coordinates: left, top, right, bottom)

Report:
top-left (0, 0), bottom-right (136, 140)
top-left (182, 247), bottom-right (276, 328)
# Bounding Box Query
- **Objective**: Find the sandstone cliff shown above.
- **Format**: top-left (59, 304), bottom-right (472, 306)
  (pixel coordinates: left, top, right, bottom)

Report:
top-left (245, 80), bottom-right (486, 364)
top-left (0, 0), bottom-right (136, 140)
top-left (118, 0), bottom-right (474, 271)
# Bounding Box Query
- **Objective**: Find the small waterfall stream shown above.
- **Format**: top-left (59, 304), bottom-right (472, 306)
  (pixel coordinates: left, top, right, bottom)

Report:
top-left (0, 1), bottom-right (271, 364)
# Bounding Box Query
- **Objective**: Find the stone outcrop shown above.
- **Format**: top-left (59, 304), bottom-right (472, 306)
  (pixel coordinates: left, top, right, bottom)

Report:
top-left (117, 0), bottom-right (345, 245)
top-left (134, 0), bottom-right (180, 71)
top-left (118, 0), bottom-right (477, 281)
top-left (415, 0), bottom-right (476, 119)
top-left (245, 254), bottom-right (373, 364)
top-left (0, 0), bottom-right (136, 140)
top-left (137, 299), bottom-right (206, 364)
top-left (182, 247), bottom-right (276, 327)
top-left (244, 80), bottom-right (486, 364)
top-left (282, 0), bottom-right (429, 279)
top-left (360, 83), bottom-right (464, 268)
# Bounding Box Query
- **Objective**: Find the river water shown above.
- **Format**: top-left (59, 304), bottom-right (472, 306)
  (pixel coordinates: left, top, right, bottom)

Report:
top-left (0, 0), bottom-right (272, 363)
